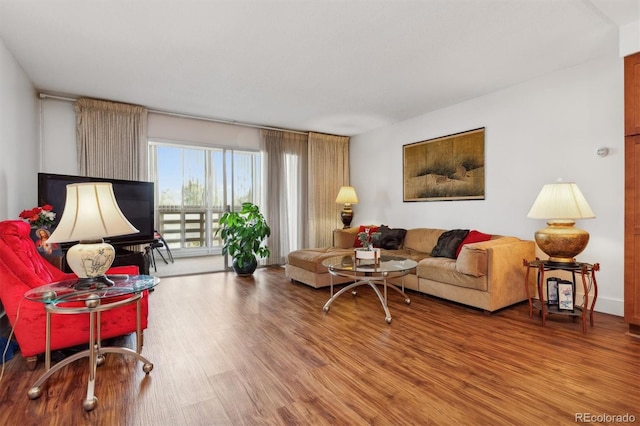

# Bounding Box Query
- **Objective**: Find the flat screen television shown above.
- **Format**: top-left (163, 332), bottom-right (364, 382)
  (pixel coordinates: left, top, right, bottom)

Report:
top-left (38, 173), bottom-right (155, 247)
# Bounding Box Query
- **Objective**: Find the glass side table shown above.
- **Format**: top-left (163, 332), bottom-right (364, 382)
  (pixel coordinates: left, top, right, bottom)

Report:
top-left (522, 259), bottom-right (599, 333)
top-left (24, 274), bottom-right (159, 411)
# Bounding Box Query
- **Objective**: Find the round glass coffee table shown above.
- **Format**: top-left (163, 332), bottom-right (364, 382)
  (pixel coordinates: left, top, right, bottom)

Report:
top-left (24, 274), bottom-right (159, 411)
top-left (322, 254), bottom-right (417, 324)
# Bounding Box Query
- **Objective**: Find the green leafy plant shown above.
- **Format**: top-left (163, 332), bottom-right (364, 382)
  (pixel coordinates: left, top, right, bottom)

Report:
top-left (357, 229), bottom-right (381, 251)
top-left (215, 202), bottom-right (271, 270)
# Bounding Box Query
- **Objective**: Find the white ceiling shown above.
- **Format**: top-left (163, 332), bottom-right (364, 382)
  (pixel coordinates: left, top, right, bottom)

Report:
top-left (0, 0), bottom-right (638, 136)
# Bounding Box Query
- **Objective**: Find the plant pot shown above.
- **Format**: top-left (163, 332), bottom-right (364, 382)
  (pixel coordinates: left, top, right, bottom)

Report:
top-left (354, 248), bottom-right (381, 265)
top-left (232, 256), bottom-right (258, 276)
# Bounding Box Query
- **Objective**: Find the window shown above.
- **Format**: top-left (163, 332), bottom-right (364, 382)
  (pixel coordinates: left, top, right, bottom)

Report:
top-left (149, 141), bottom-right (262, 255)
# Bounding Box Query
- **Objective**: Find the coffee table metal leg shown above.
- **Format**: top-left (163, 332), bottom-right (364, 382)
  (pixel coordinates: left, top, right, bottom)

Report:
top-left (323, 279), bottom-right (394, 323)
top-left (368, 280), bottom-right (393, 323)
top-left (83, 310), bottom-right (99, 411)
top-left (323, 281), bottom-right (369, 312)
top-left (45, 311), bottom-right (51, 371)
top-left (28, 350), bottom-right (94, 400)
top-left (323, 265), bottom-right (413, 324)
top-left (386, 283), bottom-right (411, 305)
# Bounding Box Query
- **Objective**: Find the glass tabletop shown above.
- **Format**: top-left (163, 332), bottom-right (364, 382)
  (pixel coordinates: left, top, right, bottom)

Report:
top-left (322, 255), bottom-right (418, 274)
top-left (24, 275), bottom-right (159, 304)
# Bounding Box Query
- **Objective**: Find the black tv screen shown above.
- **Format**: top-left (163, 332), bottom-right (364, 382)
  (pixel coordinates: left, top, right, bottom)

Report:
top-left (38, 173), bottom-right (155, 247)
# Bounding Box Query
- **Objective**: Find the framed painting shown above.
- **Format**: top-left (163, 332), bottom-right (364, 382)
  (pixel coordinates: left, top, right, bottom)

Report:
top-left (546, 278), bottom-right (559, 305)
top-left (403, 128), bottom-right (485, 202)
top-left (558, 280), bottom-right (575, 312)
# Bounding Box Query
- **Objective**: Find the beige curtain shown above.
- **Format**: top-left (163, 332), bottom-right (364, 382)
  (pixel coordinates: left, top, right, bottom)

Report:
top-left (75, 98), bottom-right (148, 180)
top-left (308, 132), bottom-right (350, 248)
top-left (260, 129), bottom-right (309, 264)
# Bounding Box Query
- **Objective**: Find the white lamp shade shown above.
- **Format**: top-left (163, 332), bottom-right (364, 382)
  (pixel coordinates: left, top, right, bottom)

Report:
top-left (527, 181), bottom-right (595, 220)
top-left (48, 182), bottom-right (139, 243)
top-left (335, 186), bottom-right (359, 204)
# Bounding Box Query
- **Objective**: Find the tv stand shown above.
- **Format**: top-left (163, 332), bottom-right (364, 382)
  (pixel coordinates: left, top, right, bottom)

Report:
top-left (113, 247), bottom-right (150, 275)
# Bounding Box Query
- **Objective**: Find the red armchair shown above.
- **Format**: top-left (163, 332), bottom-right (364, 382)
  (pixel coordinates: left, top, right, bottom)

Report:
top-left (0, 220), bottom-right (149, 369)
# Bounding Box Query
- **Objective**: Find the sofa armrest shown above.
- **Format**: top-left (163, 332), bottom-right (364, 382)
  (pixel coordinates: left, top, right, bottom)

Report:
top-left (457, 237), bottom-right (535, 282)
top-left (333, 228), bottom-right (359, 248)
top-left (479, 238), bottom-right (535, 293)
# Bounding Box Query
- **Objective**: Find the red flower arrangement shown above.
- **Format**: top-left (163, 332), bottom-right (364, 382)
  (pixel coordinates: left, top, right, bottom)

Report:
top-left (18, 204), bottom-right (56, 228)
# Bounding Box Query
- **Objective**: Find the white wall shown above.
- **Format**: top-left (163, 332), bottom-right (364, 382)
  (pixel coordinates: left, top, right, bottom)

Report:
top-left (0, 37), bottom-right (38, 332)
top-left (0, 37), bottom-right (39, 219)
top-left (350, 51), bottom-right (625, 316)
top-left (39, 98), bottom-right (77, 174)
top-left (620, 19), bottom-right (640, 57)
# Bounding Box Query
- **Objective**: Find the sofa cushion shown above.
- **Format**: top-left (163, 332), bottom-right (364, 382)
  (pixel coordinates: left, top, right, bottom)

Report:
top-left (288, 247), bottom-right (357, 274)
top-left (380, 248), bottom-right (425, 260)
top-left (418, 257), bottom-right (488, 291)
top-left (287, 248), bottom-right (335, 273)
top-left (456, 245), bottom-right (488, 277)
top-left (455, 230), bottom-right (492, 257)
top-left (454, 236), bottom-right (519, 277)
top-left (431, 229), bottom-right (469, 259)
top-left (403, 228), bottom-right (446, 254)
top-left (466, 236), bottom-right (519, 249)
top-left (418, 256), bottom-right (457, 271)
top-left (374, 225), bottom-right (407, 250)
top-left (333, 228), bottom-right (359, 248)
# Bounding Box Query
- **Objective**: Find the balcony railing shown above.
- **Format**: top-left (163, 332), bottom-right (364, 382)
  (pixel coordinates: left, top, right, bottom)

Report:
top-left (157, 205), bottom-right (225, 251)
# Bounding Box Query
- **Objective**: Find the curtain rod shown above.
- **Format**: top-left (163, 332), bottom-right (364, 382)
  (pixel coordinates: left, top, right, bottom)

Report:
top-left (147, 108), bottom-right (309, 135)
top-left (38, 92), bottom-right (309, 136)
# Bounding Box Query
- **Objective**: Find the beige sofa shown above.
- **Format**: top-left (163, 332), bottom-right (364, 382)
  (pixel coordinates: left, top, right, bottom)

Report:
top-left (286, 226), bottom-right (536, 313)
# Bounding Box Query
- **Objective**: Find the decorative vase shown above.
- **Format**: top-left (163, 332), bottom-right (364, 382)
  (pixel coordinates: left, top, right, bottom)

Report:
top-left (232, 256), bottom-right (258, 276)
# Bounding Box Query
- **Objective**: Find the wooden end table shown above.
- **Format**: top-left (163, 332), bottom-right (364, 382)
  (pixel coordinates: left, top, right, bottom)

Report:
top-left (522, 259), bottom-right (599, 333)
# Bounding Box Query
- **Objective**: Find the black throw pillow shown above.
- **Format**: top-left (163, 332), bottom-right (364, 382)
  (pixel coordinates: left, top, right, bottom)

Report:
top-left (374, 225), bottom-right (408, 250)
top-left (431, 229), bottom-right (470, 259)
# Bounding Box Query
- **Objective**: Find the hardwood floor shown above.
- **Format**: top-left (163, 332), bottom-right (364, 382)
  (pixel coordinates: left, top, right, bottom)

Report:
top-left (151, 254), bottom-right (226, 278)
top-left (1, 266), bottom-right (638, 425)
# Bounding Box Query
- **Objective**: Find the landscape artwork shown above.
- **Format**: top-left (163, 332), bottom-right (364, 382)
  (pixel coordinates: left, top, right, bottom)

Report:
top-left (403, 128), bottom-right (485, 202)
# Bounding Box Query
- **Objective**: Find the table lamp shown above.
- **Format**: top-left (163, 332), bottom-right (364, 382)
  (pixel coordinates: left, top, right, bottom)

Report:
top-left (335, 186), bottom-right (359, 229)
top-left (47, 182), bottom-right (139, 289)
top-left (527, 179), bottom-right (595, 265)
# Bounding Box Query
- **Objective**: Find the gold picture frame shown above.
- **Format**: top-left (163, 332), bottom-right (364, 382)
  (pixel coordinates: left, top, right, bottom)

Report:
top-left (403, 128), bottom-right (485, 202)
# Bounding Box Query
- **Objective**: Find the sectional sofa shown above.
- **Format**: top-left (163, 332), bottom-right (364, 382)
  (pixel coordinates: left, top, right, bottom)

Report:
top-left (286, 225), bottom-right (536, 313)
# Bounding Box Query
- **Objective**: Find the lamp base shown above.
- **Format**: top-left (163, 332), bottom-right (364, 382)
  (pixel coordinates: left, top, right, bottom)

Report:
top-left (340, 204), bottom-right (353, 229)
top-left (534, 220), bottom-right (589, 264)
top-left (340, 208), bottom-right (354, 229)
top-left (66, 240), bottom-right (116, 285)
top-left (73, 275), bottom-right (115, 290)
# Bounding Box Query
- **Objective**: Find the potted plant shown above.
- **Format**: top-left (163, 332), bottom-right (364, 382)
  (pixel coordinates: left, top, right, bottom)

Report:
top-left (355, 228), bottom-right (381, 264)
top-left (215, 202), bottom-right (271, 276)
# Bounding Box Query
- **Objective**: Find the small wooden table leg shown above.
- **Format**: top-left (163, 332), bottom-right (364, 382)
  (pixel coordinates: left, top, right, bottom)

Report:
top-left (537, 263), bottom-right (546, 328)
top-left (523, 259), bottom-right (534, 318)
top-left (590, 263), bottom-right (599, 327)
